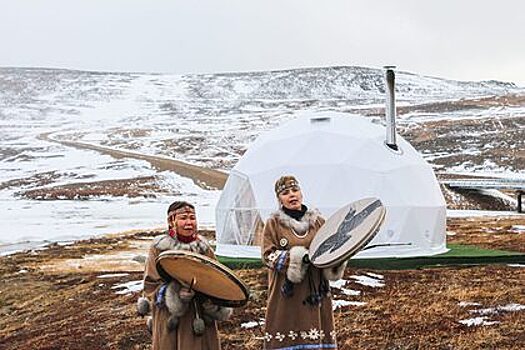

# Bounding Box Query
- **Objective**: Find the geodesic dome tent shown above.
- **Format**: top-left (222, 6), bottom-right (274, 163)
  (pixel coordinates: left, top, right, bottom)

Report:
top-left (215, 112), bottom-right (447, 259)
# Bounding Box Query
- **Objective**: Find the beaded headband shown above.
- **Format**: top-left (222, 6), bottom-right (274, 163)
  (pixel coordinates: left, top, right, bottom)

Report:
top-left (275, 180), bottom-right (300, 195)
top-left (167, 206), bottom-right (195, 220)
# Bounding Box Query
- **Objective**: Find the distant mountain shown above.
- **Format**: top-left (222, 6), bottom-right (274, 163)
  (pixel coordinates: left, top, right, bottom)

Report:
top-left (1, 66), bottom-right (523, 173)
top-left (0, 66), bottom-right (520, 110)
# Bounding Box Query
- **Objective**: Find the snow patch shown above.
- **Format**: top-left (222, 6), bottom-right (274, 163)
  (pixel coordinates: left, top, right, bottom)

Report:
top-left (510, 225), bottom-right (525, 233)
top-left (350, 274), bottom-right (385, 288)
top-left (472, 304), bottom-right (525, 315)
top-left (459, 317), bottom-right (499, 327)
top-left (97, 273), bottom-right (130, 279)
top-left (112, 280), bottom-right (143, 295)
top-left (240, 319), bottom-right (265, 329)
top-left (332, 299), bottom-right (366, 310)
top-left (459, 301), bottom-right (482, 307)
top-left (329, 280), bottom-right (347, 289)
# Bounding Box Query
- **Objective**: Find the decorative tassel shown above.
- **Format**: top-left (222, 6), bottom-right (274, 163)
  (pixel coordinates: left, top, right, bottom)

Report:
top-left (192, 299), bottom-right (205, 336)
top-left (146, 316), bottom-right (153, 334)
top-left (193, 317), bottom-right (205, 336)
top-left (137, 296), bottom-right (151, 316)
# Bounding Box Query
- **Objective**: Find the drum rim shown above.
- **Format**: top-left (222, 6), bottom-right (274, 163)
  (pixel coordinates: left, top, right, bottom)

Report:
top-left (310, 199), bottom-right (386, 268)
top-left (155, 250), bottom-right (250, 307)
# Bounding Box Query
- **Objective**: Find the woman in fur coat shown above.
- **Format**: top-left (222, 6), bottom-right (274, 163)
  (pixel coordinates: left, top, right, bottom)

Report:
top-left (140, 201), bottom-right (232, 350)
top-left (262, 176), bottom-right (346, 350)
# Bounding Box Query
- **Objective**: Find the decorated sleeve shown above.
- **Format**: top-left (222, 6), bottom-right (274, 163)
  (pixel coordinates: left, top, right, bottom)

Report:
top-left (261, 218), bottom-right (290, 272)
top-left (199, 236), bottom-right (217, 260)
top-left (143, 245), bottom-right (163, 299)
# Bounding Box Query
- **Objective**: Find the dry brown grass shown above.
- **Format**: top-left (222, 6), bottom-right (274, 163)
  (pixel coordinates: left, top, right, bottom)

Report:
top-left (20, 176), bottom-right (161, 200)
top-left (1, 220), bottom-right (524, 350)
top-left (447, 216), bottom-right (525, 253)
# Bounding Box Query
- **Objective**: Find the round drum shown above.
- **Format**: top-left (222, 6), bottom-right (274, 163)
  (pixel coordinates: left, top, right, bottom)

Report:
top-left (309, 197), bottom-right (386, 268)
top-left (156, 250), bottom-right (249, 307)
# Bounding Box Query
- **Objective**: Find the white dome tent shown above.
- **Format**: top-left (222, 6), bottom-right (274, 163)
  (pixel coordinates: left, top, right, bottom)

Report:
top-left (215, 111), bottom-right (447, 259)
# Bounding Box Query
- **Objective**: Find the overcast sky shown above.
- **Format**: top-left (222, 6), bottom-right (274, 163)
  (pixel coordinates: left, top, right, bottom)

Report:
top-left (1, 0), bottom-right (524, 85)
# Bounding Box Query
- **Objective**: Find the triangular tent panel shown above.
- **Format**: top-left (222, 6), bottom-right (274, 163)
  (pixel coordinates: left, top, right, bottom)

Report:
top-left (216, 112), bottom-right (447, 259)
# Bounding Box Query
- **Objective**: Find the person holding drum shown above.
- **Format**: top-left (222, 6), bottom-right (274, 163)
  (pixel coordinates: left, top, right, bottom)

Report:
top-left (262, 175), bottom-right (346, 350)
top-left (139, 201), bottom-right (232, 350)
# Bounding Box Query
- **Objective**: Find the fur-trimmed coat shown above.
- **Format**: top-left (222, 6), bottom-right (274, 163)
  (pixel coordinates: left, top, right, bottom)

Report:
top-left (262, 209), bottom-right (340, 350)
top-left (143, 233), bottom-right (229, 350)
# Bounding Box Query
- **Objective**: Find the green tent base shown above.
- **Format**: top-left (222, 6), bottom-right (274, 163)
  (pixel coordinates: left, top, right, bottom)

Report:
top-left (217, 244), bottom-right (525, 270)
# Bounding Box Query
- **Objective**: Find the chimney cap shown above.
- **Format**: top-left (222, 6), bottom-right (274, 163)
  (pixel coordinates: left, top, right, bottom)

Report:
top-left (383, 65), bottom-right (396, 70)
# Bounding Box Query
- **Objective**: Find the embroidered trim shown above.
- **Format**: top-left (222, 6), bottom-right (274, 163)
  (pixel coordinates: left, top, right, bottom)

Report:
top-left (275, 251), bottom-right (288, 272)
top-left (269, 344), bottom-right (337, 350)
top-left (267, 250), bottom-right (283, 264)
top-left (264, 327), bottom-right (337, 348)
top-left (155, 283), bottom-right (168, 306)
top-left (289, 227), bottom-right (309, 239)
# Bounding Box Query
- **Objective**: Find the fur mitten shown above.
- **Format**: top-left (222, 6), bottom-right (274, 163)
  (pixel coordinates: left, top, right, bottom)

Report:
top-left (165, 281), bottom-right (189, 317)
top-left (287, 246), bottom-right (309, 283)
top-left (164, 281), bottom-right (190, 332)
top-left (179, 287), bottom-right (195, 303)
top-left (322, 261), bottom-right (347, 281)
top-left (201, 300), bottom-right (233, 322)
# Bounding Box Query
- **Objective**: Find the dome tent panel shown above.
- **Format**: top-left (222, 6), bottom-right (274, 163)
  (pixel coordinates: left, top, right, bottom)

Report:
top-left (308, 167), bottom-right (385, 211)
top-left (355, 205), bottom-right (446, 258)
top-left (216, 171), bottom-right (263, 246)
top-left (215, 112), bottom-right (447, 259)
top-left (372, 167), bottom-right (445, 207)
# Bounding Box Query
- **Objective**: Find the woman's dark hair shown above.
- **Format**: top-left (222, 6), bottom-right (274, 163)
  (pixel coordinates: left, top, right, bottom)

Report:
top-left (167, 201), bottom-right (195, 215)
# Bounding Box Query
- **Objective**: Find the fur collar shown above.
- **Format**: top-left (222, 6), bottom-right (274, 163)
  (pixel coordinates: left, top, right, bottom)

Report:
top-left (271, 208), bottom-right (322, 235)
top-left (153, 233), bottom-right (210, 255)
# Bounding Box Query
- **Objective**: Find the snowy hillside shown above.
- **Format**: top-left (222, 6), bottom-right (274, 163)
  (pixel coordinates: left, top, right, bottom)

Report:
top-left (1, 66), bottom-right (522, 170)
top-left (0, 66), bottom-right (523, 251)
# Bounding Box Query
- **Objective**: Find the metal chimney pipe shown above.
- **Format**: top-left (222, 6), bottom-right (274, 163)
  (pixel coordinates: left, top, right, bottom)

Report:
top-left (384, 66), bottom-right (398, 151)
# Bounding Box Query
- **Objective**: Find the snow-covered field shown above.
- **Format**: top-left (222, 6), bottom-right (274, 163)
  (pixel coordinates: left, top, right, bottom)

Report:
top-left (1, 66), bottom-right (524, 252)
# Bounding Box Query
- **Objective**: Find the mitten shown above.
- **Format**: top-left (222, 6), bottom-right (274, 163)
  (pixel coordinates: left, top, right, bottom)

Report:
top-left (164, 281), bottom-right (189, 332)
top-left (287, 246), bottom-right (309, 283)
top-left (201, 299), bottom-right (233, 322)
top-left (179, 287), bottom-right (195, 303)
top-left (322, 261), bottom-right (347, 281)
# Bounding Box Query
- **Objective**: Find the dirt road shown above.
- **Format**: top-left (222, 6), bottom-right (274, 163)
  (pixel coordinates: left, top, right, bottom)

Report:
top-left (38, 132), bottom-right (228, 190)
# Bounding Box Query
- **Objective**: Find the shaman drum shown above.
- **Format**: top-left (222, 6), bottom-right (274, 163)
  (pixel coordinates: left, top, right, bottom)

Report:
top-left (156, 250), bottom-right (249, 307)
top-left (309, 197), bottom-right (386, 268)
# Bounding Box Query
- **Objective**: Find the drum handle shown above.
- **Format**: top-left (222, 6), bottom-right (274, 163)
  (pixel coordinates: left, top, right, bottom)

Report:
top-left (361, 242), bottom-right (412, 251)
top-left (302, 254), bottom-right (310, 264)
